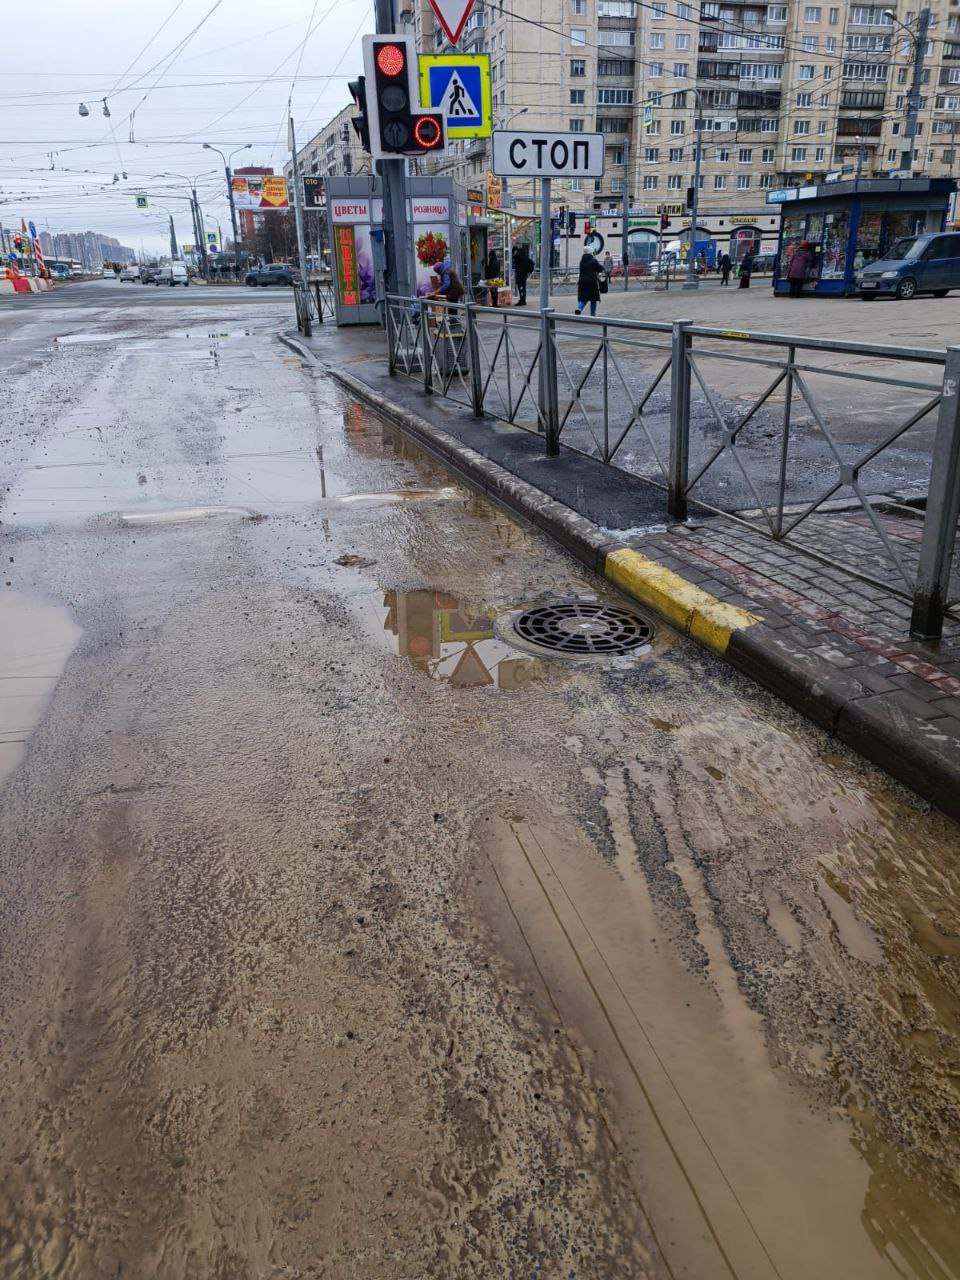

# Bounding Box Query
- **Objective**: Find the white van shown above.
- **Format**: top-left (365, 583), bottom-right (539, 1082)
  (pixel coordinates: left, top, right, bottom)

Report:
top-left (155, 262), bottom-right (190, 287)
top-left (120, 264), bottom-right (140, 282)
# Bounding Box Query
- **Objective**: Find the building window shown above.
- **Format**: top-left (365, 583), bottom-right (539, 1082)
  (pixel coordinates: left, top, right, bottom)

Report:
top-left (571, 0), bottom-right (586, 10)
top-left (823, 66), bottom-right (832, 79)
top-left (818, 119), bottom-right (827, 134)
top-left (825, 36), bottom-right (836, 51)
top-left (829, 5), bottom-right (839, 20)
top-left (850, 5), bottom-right (891, 23)
top-left (802, 36), bottom-right (818, 51)
top-left (598, 0), bottom-right (637, 12)
top-left (761, 118), bottom-right (778, 132)
top-left (600, 54), bottom-right (636, 72)
top-left (887, 147), bottom-right (898, 161)
top-left (644, 146), bottom-right (660, 160)
top-left (570, 58), bottom-right (586, 75)
top-left (943, 150), bottom-right (956, 164)
top-left (599, 29), bottom-right (635, 44)
top-left (570, 118), bottom-right (585, 131)
top-left (598, 88), bottom-right (634, 104)
top-left (571, 28), bottom-right (586, 45)
top-left (610, 146), bottom-right (624, 164)
top-left (798, 64), bottom-right (814, 79)
top-left (697, 175), bottom-right (704, 188)
top-left (670, 146), bottom-right (684, 160)
top-left (612, 178), bottom-right (624, 192)
top-left (717, 146), bottom-right (730, 160)
top-left (649, 62), bottom-right (663, 76)
top-left (767, 4), bottom-right (787, 18)
top-left (673, 62), bottom-right (689, 76)
top-left (714, 174), bottom-right (727, 189)
top-left (762, 146), bottom-right (776, 160)
top-left (794, 119), bottom-right (810, 134)
top-left (739, 146), bottom-right (753, 161)
top-left (677, 1), bottom-right (692, 16)
top-left (676, 33), bottom-right (690, 49)
top-left (815, 146), bottom-right (826, 160)
top-left (737, 175), bottom-right (751, 188)
top-left (644, 174), bottom-right (659, 188)
top-left (804, 5), bottom-right (821, 19)
top-left (668, 174), bottom-right (683, 189)
top-left (671, 119), bottom-right (685, 134)
top-left (650, 31), bottom-right (665, 47)
top-left (791, 146), bottom-right (807, 160)
top-left (570, 89), bottom-right (585, 104)
top-left (759, 173), bottom-right (774, 187)
top-left (569, 178), bottom-right (583, 191)
top-left (796, 92), bottom-right (812, 107)
top-left (652, 1), bottom-right (666, 15)
top-left (820, 92), bottom-right (831, 106)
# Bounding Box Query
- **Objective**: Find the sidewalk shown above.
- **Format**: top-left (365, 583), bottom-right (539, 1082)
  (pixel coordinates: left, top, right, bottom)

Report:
top-left (284, 319), bottom-right (960, 822)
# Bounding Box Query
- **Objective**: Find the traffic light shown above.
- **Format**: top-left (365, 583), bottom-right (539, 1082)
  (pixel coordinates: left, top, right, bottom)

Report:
top-left (567, 211), bottom-right (576, 234)
top-left (660, 212), bottom-right (669, 230)
top-left (362, 35), bottom-right (445, 158)
top-left (348, 75), bottom-right (370, 152)
top-left (686, 186), bottom-right (695, 210)
top-left (584, 219), bottom-right (591, 236)
top-left (13, 233), bottom-right (22, 250)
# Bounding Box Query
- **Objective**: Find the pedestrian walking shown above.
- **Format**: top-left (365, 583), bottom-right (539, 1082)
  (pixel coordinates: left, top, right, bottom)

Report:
top-left (603, 251), bottom-right (613, 277)
top-left (719, 251), bottom-right (731, 286)
top-left (513, 243), bottom-right (534, 306)
top-left (697, 248), bottom-right (707, 275)
top-left (787, 240), bottom-right (813, 298)
top-left (485, 247), bottom-right (500, 280)
top-left (574, 252), bottom-right (602, 317)
top-left (738, 249), bottom-right (755, 289)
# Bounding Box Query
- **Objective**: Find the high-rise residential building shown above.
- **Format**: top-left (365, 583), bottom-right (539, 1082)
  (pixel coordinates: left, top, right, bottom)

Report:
top-left (404, 0), bottom-right (959, 227)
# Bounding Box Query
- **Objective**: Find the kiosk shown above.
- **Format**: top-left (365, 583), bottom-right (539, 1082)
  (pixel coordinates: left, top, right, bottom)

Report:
top-left (769, 177), bottom-right (957, 298)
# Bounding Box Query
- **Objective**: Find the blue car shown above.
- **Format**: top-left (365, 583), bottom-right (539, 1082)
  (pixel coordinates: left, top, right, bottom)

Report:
top-left (859, 231), bottom-right (960, 301)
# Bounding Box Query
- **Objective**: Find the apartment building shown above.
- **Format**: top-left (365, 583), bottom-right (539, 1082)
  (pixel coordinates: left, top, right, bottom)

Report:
top-left (404, 0), bottom-right (958, 225)
top-left (290, 104), bottom-right (370, 184)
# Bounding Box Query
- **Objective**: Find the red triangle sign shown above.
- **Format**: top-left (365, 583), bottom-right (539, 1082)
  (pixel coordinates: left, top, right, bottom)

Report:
top-left (429, 0), bottom-right (476, 45)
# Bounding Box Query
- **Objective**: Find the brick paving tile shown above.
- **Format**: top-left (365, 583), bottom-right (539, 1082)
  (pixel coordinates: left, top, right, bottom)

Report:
top-left (877, 689), bottom-right (953, 722)
top-left (929, 696), bottom-right (960, 722)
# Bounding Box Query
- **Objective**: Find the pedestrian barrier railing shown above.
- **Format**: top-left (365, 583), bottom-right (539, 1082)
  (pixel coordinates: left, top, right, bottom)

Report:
top-left (384, 292), bottom-right (960, 639)
top-left (293, 280), bottom-right (336, 336)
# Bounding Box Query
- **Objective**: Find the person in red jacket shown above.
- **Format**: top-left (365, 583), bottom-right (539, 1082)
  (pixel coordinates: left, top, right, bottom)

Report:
top-left (787, 240), bottom-right (813, 298)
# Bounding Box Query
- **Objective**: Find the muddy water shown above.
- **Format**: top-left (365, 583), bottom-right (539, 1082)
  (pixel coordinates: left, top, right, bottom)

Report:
top-left (1, 309), bottom-right (959, 1279)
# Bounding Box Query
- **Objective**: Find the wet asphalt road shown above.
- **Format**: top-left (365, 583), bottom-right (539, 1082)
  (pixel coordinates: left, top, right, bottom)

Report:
top-left (1, 284), bottom-right (959, 1279)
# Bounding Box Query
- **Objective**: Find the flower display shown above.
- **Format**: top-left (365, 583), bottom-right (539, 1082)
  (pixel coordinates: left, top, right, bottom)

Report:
top-left (416, 231), bottom-right (447, 266)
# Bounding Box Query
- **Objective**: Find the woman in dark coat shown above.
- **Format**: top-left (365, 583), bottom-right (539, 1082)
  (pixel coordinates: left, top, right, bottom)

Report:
top-left (738, 249), bottom-right (755, 289)
top-left (575, 252), bottom-right (603, 316)
top-left (787, 241), bottom-right (813, 298)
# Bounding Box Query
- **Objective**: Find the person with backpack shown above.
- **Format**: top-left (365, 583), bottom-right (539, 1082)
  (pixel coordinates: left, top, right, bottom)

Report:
top-left (513, 243), bottom-right (534, 306)
top-left (574, 252), bottom-right (603, 317)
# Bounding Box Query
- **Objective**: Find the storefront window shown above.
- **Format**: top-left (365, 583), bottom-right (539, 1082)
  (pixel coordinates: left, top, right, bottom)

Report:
top-left (854, 209), bottom-right (884, 272)
top-left (883, 209), bottom-right (925, 252)
top-left (627, 228), bottom-right (659, 264)
top-left (819, 209), bottom-right (849, 280)
top-left (778, 213), bottom-right (807, 279)
top-left (730, 225), bottom-right (760, 260)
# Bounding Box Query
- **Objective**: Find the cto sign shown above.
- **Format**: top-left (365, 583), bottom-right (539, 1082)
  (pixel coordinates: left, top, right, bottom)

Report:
top-left (492, 130), bottom-right (604, 179)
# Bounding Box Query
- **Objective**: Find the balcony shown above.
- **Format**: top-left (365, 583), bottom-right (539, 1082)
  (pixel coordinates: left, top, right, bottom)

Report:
top-left (698, 60), bottom-right (740, 79)
top-left (840, 89), bottom-right (886, 109)
top-left (466, 138), bottom-right (489, 159)
top-left (836, 118), bottom-right (883, 136)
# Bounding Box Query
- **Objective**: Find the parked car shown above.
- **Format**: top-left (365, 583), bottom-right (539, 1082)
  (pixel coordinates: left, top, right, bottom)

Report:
top-left (120, 264), bottom-right (141, 282)
top-left (154, 262), bottom-right (190, 287)
top-left (859, 231), bottom-right (960, 300)
top-left (245, 264), bottom-right (300, 287)
top-left (749, 252), bottom-right (777, 275)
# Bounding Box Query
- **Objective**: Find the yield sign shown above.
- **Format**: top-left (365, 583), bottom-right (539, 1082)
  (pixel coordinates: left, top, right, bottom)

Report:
top-left (428, 0), bottom-right (476, 45)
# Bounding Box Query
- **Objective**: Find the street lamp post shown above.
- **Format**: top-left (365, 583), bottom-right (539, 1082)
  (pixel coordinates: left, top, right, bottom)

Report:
top-left (154, 172), bottom-right (217, 278)
top-left (204, 142), bottom-right (251, 275)
top-left (683, 88), bottom-right (704, 290)
top-left (883, 8), bottom-right (932, 176)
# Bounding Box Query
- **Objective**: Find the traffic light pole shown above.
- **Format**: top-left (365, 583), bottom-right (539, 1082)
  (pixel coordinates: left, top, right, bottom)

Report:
top-left (621, 138), bottom-right (630, 292)
top-left (375, 0), bottom-right (412, 301)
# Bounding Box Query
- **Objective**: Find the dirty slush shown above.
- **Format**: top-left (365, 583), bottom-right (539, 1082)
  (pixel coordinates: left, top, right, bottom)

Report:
top-left (0, 301), bottom-right (958, 1279)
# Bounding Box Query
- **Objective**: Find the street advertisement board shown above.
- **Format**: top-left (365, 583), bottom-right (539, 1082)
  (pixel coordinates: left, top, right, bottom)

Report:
top-left (231, 174), bottom-right (289, 210)
top-left (330, 205), bottom-right (376, 309)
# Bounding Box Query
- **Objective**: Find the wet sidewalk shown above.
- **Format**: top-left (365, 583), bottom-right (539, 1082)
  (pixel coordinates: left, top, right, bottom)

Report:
top-left (286, 321), bottom-right (960, 821)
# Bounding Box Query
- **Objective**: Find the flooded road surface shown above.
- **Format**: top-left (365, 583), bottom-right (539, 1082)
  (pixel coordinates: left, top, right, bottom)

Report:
top-left (0, 295), bottom-right (958, 1279)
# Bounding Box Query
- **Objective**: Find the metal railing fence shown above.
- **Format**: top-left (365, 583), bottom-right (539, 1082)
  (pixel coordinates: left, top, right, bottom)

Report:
top-left (293, 280), bottom-right (336, 336)
top-left (384, 293), bottom-right (960, 639)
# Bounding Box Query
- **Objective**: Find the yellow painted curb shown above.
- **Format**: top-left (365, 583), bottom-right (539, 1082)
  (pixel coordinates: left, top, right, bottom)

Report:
top-left (605, 547), bottom-right (761, 654)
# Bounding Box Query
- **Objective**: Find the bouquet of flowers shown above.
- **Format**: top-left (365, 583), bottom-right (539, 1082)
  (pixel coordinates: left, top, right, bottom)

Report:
top-left (416, 231), bottom-right (447, 266)
top-left (486, 277), bottom-right (505, 289)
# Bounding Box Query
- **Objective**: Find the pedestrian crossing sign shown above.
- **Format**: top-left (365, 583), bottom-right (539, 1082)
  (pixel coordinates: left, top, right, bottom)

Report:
top-left (419, 54), bottom-right (491, 139)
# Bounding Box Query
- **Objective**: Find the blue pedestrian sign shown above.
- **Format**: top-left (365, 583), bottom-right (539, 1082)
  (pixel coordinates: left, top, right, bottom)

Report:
top-left (419, 54), bottom-right (491, 139)
top-left (643, 100), bottom-right (654, 130)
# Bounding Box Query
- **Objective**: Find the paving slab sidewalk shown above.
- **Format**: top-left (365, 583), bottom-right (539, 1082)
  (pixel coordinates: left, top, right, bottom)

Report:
top-left (284, 322), bottom-right (960, 823)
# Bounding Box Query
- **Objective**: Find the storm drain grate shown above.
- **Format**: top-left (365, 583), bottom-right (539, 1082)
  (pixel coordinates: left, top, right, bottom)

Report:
top-left (513, 602), bottom-right (654, 655)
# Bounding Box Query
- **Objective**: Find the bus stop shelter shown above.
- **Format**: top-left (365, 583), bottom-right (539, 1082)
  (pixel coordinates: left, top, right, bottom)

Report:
top-left (768, 177), bottom-right (957, 297)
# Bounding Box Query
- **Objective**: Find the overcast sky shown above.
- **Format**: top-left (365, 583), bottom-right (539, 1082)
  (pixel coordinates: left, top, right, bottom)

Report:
top-left (0, 0), bottom-right (371, 254)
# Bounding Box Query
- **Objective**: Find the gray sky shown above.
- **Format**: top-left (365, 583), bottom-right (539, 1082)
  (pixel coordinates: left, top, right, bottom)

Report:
top-left (0, 0), bottom-right (371, 254)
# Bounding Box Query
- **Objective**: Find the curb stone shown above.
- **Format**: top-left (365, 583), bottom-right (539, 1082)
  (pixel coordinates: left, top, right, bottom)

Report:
top-left (284, 332), bottom-right (960, 823)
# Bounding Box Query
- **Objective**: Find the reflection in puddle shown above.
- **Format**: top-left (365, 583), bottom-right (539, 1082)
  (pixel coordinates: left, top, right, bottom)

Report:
top-left (0, 592), bottom-right (81, 786)
top-left (325, 487), bottom-right (461, 511)
top-left (119, 506), bottom-right (263, 526)
top-left (375, 590), bottom-right (550, 690)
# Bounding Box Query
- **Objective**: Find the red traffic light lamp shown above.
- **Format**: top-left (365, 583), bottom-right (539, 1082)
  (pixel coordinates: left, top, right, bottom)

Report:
top-left (413, 115), bottom-right (443, 150)
top-left (375, 42), bottom-right (405, 77)
top-left (362, 34), bottom-right (446, 158)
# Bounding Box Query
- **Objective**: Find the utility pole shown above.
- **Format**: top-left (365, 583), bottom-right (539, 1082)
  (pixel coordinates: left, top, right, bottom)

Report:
top-left (621, 137), bottom-right (630, 292)
top-left (169, 214), bottom-right (178, 261)
top-left (901, 8), bottom-right (931, 176)
top-left (684, 89), bottom-right (704, 291)
top-left (191, 189), bottom-right (210, 279)
top-left (375, 0), bottom-right (412, 299)
top-left (288, 111), bottom-right (309, 277)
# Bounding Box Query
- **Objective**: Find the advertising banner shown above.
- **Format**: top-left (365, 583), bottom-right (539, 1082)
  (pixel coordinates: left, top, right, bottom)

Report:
top-left (231, 174), bottom-right (290, 210)
top-left (333, 224), bottom-right (376, 307)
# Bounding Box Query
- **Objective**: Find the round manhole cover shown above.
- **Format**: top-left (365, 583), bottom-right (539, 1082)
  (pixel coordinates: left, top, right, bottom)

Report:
top-left (512, 602), bottom-right (654, 656)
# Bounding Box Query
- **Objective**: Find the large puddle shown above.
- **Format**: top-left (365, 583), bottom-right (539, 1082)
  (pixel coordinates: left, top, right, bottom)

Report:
top-left (0, 591), bottom-right (81, 786)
